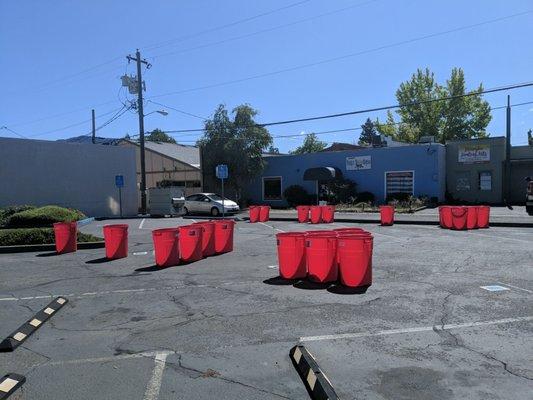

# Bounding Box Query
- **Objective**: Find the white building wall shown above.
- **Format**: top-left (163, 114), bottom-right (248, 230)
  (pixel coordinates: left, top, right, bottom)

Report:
top-left (0, 137), bottom-right (138, 217)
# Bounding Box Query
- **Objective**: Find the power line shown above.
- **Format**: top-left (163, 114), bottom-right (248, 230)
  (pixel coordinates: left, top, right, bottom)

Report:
top-left (149, 0), bottom-right (378, 60)
top-left (0, 126), bottom-right (28, 139)
top-left (146, 100), bottom-right (207, 120)
top-left (142, 0), bottom-right (313, 53)
top-left (148, 9), bottom-right (533, 100)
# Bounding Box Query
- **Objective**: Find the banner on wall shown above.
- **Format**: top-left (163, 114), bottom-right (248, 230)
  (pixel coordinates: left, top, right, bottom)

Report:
top-left (458, 145), bottom-right (490, 163)
top-left (346, 155), bottom-right (371, 170)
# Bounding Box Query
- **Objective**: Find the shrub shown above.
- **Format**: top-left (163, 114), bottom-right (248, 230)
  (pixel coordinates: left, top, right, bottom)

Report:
top-left (6, 205), bottom-right (86, 228)
top-left (386, 192), bottom-right (411, 203)
top-left (356, 191), bottom-right (375, 204)
top-left (283, 185), bottom-right (310, 207)
top-left (324, 177), bottom-right (357, 204)
top-left (0, 228), bottom-right (101, 246)
top-left (0, 205), bottom-right (36, 227)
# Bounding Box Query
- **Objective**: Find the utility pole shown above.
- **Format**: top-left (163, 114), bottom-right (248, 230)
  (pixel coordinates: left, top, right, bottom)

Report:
top-left (505, 95), bottom-right (512, 204)
top-left (91, 109), bottom-right (96, 144)
top-left (126, 49), bottom-right (151, 215)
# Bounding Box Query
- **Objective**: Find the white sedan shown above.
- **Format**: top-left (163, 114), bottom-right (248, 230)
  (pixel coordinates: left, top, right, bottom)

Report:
top-left (183, 193), bottom-right (240, 216)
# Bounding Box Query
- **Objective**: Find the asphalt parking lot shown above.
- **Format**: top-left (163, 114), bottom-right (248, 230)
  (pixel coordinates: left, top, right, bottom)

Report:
top-left (0, 217), bottom-right (532, 399)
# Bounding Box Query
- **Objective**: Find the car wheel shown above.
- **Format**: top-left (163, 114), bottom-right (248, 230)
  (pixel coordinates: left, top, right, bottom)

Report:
top-left (183, 207), bottom-right (189, 215)
top-left (211, 207), bottom-right (220, 217)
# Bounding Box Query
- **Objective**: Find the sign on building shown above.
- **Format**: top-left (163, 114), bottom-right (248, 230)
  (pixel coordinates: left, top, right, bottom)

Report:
top-left (346, 155), bottom-right (371, 170)
top-left (458, 145), bottom-right (490, 163)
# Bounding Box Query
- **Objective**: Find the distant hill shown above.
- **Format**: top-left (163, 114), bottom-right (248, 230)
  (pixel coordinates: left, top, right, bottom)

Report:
top-left (59, 135), bottom-right (122, 145)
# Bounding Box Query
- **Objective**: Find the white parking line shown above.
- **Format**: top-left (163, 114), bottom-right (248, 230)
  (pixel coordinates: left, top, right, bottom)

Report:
top-left (299, 316), bottom-right (533, 342)
top-left (45, 351), bottom-right (157, 367)
top-left (143, 351), bottom-right (172, 400)
top-left (496, 282), bottom-right (533, 294)
top-left (258, 222), bottom-right (286, 232)
top-left (139, 218), bottom-right (146, 229)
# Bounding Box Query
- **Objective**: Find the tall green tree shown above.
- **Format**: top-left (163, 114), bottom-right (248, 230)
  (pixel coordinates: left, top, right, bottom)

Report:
top-left (146, 128), bottom-right (176, 144)
top-left (375, 68), bottom-right (491, 143)
top-left (197, 104), bottom-right (272, 197)
top-left (290, 133), bottom-right (327, 154)
top-left (528, 129), bottom-right (533, 146)
top-left (358, 118), bottom-right (379, 145)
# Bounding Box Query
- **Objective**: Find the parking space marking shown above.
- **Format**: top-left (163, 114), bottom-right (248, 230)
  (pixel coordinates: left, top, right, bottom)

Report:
top-left (258, 222), bottom-right (286, 232)
top-left (45, 351), bottom-right (158, 367)
top-left (299, 316), bottom-right (533, 342)
top-left (143, 351), bottom-right (172, 400)
top-left (496, 282), bottom-right (533, 294)
top-left (139, 218), bottom-right (146, 229)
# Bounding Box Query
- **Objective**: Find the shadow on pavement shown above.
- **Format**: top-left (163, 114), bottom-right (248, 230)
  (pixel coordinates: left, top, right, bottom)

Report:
top-left (134, 265), bottom-right (168, 272)
top-left (36, 252), bottom-right (60, 257)
top-left (86, 257), bottom-right (117, 264)
top-left (263, 276), bottom-right (301, 286)
top-left (327, 284), bottom-right (370, 295)
top-left (293, 281), bottom-right (332, 290)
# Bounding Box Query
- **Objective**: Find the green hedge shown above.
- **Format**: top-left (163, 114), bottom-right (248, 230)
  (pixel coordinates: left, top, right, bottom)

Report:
top-left (0, 205), bottom-right (36, 227)
top-left (5, 205), bottom-right (86, 228)
top-left (0, 228), bottom-right (101, 246)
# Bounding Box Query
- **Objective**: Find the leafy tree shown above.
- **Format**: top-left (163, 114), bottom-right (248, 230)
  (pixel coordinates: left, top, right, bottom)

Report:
top-left (267, 145), bottom-right (280, 154)
top-left (324, 177), bottom-right (357, 204)
top-left (146, 128), bottom-right (176, 144)
top-left (290, 133), bottom-right (327, 154)
top-left (375, 68), bottom-right (491, 143)
top-left (358, 118), bottom-right (381, 145)
top-left (197, 104), bottom-right (272, 198)
top-left (528, 129), bottom-right (533, 146)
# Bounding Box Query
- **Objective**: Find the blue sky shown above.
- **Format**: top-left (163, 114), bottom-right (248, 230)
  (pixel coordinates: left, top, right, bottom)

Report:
top-left (1, 0), bottom-right (532, 152)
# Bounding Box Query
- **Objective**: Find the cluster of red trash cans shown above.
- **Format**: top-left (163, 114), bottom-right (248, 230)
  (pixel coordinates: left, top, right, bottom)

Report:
top-left (276, 228), bottom-right (373, 288)
top-left (439, 205), bottom-right (490, 230)
top-left (249, 206), bottom-right (271, 223)
top-left (52, 220), bottom-right (236, 267)
top-left (296, 205), bottom-right (335, 224)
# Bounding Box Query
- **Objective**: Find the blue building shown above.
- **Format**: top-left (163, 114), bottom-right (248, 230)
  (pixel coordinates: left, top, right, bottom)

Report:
top-left (247, 144), bottom-right (446, 206)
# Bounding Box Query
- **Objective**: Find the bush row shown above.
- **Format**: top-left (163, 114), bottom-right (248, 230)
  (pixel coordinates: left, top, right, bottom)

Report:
top-left (2, 205), bottom-right (86, 228)
top-left (0, 228), bottom-right (101, 246)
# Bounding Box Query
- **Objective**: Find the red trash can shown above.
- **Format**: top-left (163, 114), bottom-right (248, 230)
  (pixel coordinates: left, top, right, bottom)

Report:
top-left (305, 234), bottom-right (338, 283)
top-left (321, 205), bottom-right (335, 223)
top-left (309, 206), bottom-right (322, 224)
top-left (450, 207), bottom-right (468, 230)
top-left (337, 234), bottom-right (373, 288)
top-left (466, 206), bottom-right (478, 230)
top-left (477, 206), bottom-right (490, 228)
top-left (439, 206), bottom-right (453, 229)
top-left (193, 222), bottom-right (216, 257)
top-left (179, 225), bottom-right (203, 262)
top-left (333, 227), bottom-right (365, 234)
top-left (380, 205), bottom-right (395, 226)
top-left (249, 206), bottom-right (260, 223)
top-left (53, 222), bottom-right (77, 254)
top-left (152, 228), bottom-right (180, 267)
top-left (213, 220), bottom-right (235, 254)
top-left (259, 206), bottom-right (270, 222)
top-left (103, 224), bottom-right (128, 259)
top-left (276, 232), bottom-right (306, 279)
top-left (296, 206), bottom-right (310, 223)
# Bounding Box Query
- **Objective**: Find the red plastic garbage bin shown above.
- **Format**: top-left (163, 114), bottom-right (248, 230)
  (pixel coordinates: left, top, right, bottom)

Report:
top-left (466, 206), bottom-right (478, 230)
top-left (296, 206), bottom-right (310, 223)
top-left (380, 205), bottom-right (395, 226)
top-left (450, 207), bottom-right (468, 230)
top-left (249, 206), bottom-right (260, 223)
top-left (213, 220), bottom-right (235, 254)
top-left (179, 225), bottom-right (203, 262)
top-left (337, 234), bottom-right (373, 288)
top-left (477, 206), bottom-right (490, 228)
top-left (193, 222), bottom-right (216, 257)
top-left (321, 205), bottom-right (335, 223)
top-left (309, 206), bottom-right (322, 224)
top-left (103, 224), bottom-right (128, 259)
top-left (259, 206), bottom-right (270, 222)
top-left (439, 206), bottom-right (453, 229)
top-left (305, 234), bottom-right (338, 283)
top-left (152, 228), bottom-right (180, 267)
top-left (53, 222), bottom-right (77, 254)
top-left (276, 232), bottom-right (306, 279)
top-left (333, 227), bottom-right (366, 235)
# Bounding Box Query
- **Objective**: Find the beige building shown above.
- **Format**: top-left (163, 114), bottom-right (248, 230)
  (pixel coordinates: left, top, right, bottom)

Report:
top-left (118, 140), bottom-right (202, 201)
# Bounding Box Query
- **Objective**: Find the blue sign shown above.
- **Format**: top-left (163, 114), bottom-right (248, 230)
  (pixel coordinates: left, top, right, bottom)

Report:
top-left (115, 175), bottom-right (124, 188)
top-left (216, 164), bottom-right (228, 179)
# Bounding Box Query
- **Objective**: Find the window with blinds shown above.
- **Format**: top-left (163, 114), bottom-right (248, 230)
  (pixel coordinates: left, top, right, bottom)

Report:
top-left (385, 171), bottom-right (414, 196)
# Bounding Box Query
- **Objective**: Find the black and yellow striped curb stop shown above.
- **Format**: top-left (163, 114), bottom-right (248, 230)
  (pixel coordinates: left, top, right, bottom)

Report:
top-left (290, 345), bottom-right (339, 400)
top-left (0, 297), bottom-right (68, 352)
top-left (0, 373), bottom-right (25, 400)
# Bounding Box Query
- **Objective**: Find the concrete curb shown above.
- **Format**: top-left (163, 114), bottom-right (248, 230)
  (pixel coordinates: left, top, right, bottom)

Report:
top-left (0, 373), bottom-right (26, 399)
top-left (0, 297), bottom-right (68, 352)
top-left (290, 345), bottom-right (339, 400)
top-left (0, 241), bottom-right (105, 254)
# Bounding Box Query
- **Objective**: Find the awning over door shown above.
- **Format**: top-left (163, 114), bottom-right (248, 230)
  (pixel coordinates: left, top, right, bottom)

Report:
top-left (303, 167), bottom-right (341, 181)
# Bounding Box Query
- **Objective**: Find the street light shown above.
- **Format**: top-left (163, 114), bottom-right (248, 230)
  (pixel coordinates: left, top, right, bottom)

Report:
top-left (144, 109), bottom-right (168, 117)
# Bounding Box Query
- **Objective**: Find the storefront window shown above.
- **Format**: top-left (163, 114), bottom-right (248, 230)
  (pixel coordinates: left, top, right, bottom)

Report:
top-left (263, 177), bottom-right (282, 200)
